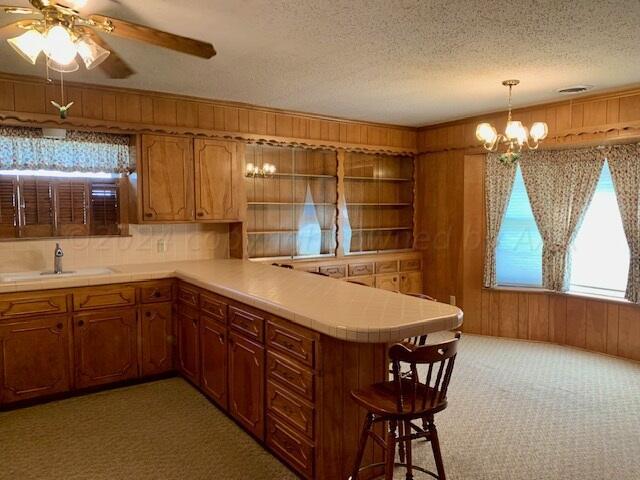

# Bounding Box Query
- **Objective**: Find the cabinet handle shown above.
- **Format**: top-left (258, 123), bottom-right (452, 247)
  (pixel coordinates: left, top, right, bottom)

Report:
top-left (77, 320), bottom-right (84, 327)
top-left (145, 311), bottom-right (152, 317)
top-left (192, 318), bottom-right (197, 326)
top-left (218, 333), bottom-right (225, 343)
top-left (152, 290), bottom-right (162, 298)
top-left (144, 212), bottom-right (153, 218)
top-left (56, 322), bottom-right (63, 330)
top-left (197, 211), bottom-right (204, 217)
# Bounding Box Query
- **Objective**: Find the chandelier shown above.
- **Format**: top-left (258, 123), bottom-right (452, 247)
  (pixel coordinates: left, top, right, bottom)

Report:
top-left (245, 162), bottom-right (277, 178)
top-left (476, 80), bottom-right (548, 164)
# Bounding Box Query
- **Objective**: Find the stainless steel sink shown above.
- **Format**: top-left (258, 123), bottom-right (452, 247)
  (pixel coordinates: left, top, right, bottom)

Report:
top-left (0, 267), bottom-right (114, 283)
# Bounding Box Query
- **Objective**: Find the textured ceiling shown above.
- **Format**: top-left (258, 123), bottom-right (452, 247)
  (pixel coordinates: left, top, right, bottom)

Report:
top-left (0, 0), bottom-right (639, 127)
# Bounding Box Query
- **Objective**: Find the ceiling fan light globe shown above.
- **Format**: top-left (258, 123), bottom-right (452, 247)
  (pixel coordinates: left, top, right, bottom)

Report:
top-left (476, 122), bottom-right (498, 144)
top-left (7, 30), bottom-right (44, 65)
top-left (76, 37), bottom-right (110, 70)
top-left (47, 57), bottom-right (80, 74)
top-left (44, 25), bottom-right (78, 66)
top-left (530, 122), bottom-right (548, 141)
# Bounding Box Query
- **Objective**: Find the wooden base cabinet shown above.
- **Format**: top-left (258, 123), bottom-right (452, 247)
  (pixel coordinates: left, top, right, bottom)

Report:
top-left (140, 302), bottom-right (174, 376)
top-left (228, 331), bottom-right (265, 439)
top-left (0, 315), bottom-right (72, 404)
top-left (177, 303), bottom-right (200, 385)
top-left (74, 308), bottom-right (139, 389)
top-left (200, 316), bottom-right (228, 408)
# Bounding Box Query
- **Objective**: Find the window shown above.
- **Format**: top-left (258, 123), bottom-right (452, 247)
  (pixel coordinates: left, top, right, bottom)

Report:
top-left (0, 171), bottom-right (122, 239)
top-left (569, 161), bottom-right (629, 298)
top-left (495, 165), bottom-right (543, 286)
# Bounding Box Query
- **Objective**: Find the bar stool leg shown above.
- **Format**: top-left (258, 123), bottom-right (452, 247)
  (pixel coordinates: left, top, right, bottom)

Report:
top-left (350, 413), bottom-right (374, 480)
top-left (385, 420), bottom-right (397, 480)
top-left (398, 421), bottom-right (406, 463)
top-left (404, 420), bottom-right (414, 480)
top-left (427, 418), bottom-right (446, 480)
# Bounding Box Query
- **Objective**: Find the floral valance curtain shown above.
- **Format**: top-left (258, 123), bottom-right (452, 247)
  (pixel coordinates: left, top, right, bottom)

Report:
top-left (483, 152), bottom-right (516, 287)
top-left (606, 143), bottom-right (640, 303)
top-left (519, 148), bottom-right (604, 291)
top-left (0, 126), bottom-right (131, 173)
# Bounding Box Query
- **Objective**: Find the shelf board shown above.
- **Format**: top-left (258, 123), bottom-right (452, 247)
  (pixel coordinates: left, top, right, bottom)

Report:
top-left (351, 227), bottom-right (413, 232)
top-left (248, 202), bottom-right (335, 206)
top-left (248, 229), bottom-right (335, 235)
top-left (344, 176), bottom-right (412, 182)
top-left (346, 202), bottom-right (412, 206)
top-left (249, 172), bottom-right (336, 179)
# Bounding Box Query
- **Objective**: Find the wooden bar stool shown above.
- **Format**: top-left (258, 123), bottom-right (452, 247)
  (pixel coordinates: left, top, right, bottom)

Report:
top-left (349, 332), bottom-right (461, 480)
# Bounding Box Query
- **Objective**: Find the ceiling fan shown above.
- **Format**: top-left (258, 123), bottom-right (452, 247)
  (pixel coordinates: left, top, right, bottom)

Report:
top-left (0, 0), bottom-right (216, 79)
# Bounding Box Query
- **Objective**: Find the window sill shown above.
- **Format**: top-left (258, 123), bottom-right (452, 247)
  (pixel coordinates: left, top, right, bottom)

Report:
top-left (487, 285), bottom-right (632, 306)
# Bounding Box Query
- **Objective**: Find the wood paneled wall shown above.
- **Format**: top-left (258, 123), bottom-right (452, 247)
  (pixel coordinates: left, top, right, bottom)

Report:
top-left (417, 85), bottom-right (640, 153)
top-left (417, 88), bottom-right (640, 362)
top-left (0, 73), bottom-right (416, 155)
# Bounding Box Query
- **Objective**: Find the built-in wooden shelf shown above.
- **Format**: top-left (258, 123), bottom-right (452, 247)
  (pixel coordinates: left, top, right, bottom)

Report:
top-left (351, 227), bottom-right (412, 232)
top-left (263, 172), bottom-right (336, 179)
top-left (248, 202), bottom-right (335, 206)
top-left (344, 176), bottom-right (412, 182)
top-left (248, 229), bottom-right (335, 235)
top-left (347, 202), bottom-right (412, 206)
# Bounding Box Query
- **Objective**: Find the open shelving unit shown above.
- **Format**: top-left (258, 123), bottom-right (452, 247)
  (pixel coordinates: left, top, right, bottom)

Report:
top-left (245, 144), bottom-right (338, 259)
top-left (342, 152), bottom-right (414, 254)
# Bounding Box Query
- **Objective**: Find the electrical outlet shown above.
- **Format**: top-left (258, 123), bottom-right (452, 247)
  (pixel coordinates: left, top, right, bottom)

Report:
top-left (449, 295), bottom-right (456, 306)
top-left (157, 239), bottom-right (167, 253)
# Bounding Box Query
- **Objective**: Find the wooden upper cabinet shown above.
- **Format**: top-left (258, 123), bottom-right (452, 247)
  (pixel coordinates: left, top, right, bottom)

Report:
top-left (73, 308), bottom-right (139, 389)
top-left (194, 139), bottom-right (242, 221)
top-left (140, 134), bottom-right (194, 222)
top-left (0, 315), bottom-right (71, 404)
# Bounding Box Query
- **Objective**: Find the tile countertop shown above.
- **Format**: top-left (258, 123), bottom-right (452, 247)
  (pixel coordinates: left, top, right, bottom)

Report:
top-left (0, 259), bottom-right (463, 343)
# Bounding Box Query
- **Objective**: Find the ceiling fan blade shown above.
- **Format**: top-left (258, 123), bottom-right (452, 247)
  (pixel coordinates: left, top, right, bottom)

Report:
top-left (88, 14), bottom-right (216, 59)
top-left (1, 5), bottom-right (37, 14)
top-left (81, 28), bottom-right (135, 79)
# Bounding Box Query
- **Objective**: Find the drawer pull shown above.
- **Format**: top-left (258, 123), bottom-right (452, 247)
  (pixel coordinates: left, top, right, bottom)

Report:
top-left (218, 333), bottom-right (225, 343)
top-left (145, 311), bottom-right (152, 317)
top-left (77, 320), bottom-right (84, 327)
top-left (56, 322), bottom-right (63, 330)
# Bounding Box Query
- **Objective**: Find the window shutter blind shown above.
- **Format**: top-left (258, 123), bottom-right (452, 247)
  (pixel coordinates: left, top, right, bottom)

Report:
top-left (55, 180), bottom-right (90, 236)
top-left (19, 177), bottom-right (54, 237)
top-left (90, 181), bottom-right (120, 235)
top-left (0, 176), bottom-right (17, 238)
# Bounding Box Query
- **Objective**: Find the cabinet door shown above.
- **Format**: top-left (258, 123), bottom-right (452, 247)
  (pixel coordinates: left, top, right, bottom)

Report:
top-left (400, 271), bottom-right (423, 294)
top-left (200, 316), bottom-right (227, 409)
top-left (0, 315), bottom-right (71, 404)
top-left (375, 273), bottom-right (400, 292)
top-left (177, 303), bottom-right (200, 385)
top-left (140, 302), bottom-right (174, 377)
top-left (194, 139), bottom-right (241, 221)
top-left (74, 309), bottom-right (138, 389)
top-left (140, 134), bottom-right (194, 222)
top-left (228, 332), bottom-right (265, 439)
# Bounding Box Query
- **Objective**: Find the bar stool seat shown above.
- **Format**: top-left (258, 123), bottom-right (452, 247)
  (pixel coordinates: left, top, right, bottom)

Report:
top-left (351, 380), bottom-right (447, 417)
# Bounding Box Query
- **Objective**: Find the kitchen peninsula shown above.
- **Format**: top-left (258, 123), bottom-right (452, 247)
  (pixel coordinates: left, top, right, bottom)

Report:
top-left (0, 259), bottom-right (462, 480)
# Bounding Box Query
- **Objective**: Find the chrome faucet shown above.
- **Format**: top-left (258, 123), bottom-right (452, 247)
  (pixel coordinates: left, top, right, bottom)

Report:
top-left (54, 243), bottom-right (64, 274)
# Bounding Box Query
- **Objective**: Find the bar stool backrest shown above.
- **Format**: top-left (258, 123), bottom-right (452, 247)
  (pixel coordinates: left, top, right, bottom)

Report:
top-left (388, 332), bottom-right (461, 414)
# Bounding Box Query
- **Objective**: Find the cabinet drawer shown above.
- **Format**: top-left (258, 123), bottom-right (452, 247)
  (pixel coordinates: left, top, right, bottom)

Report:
top-left (200, 292), bottom-right (227, 324)
top-left (267, 381), bottom-right (314, 439)
top-left (400, 258), bottom-right (422, 272)
top-left (73, 285), bottom-right (136, 311)
top-left (375, 273), bottom-right (400, 292)
top-left (376, 260), bottom-right (398, 274)
top-left (0, 293), bottom-right (67, 319)
top-left (347, 275), bottom-right (375, 287)
top-left (229, 305), bottom-right (264, 342)
top-left (177, 284), bottom-right (199, 307)
top-left (318, 265), bottom-right (345, 278)
top-left (139, 281), bottom-right (173, 304)
top-left (348, 262), bottom-right (374, 277)
top-left (267, 351), bottom-right (314, 401)
top-left (267, 414), bottom-right (314, 480)
top-left (267, 318), bottom-right (316, 368)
